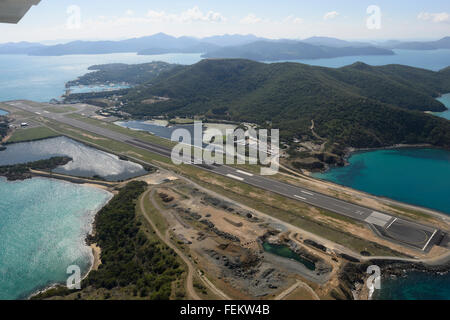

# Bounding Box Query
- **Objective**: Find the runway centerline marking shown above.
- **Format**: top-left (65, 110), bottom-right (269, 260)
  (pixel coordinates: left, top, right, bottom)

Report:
top-left (236, 170), bottom-right (254, 177)
top-left (226, 174), bottom-right (244, 181)
top-left (294, 195), bottom-right (307, 200)
top-left (301, 191), bottom-right (314, 196)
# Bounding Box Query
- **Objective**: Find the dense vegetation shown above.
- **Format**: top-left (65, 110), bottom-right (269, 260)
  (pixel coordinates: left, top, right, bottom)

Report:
top-left (0, 157), bottom-right (72, 181)
top-left (0, 117), bottom-right (8, 140)
top-left (203, 41), bottom-right (394, 61)
top-left (34, 181), bottom-right (184, 300)
top-left (66, 62), bottom-right (176, 87)
top-left (119, 59), bottom-right (450, 150)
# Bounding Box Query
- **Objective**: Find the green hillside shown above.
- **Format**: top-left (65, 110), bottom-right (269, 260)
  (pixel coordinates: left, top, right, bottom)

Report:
top-left (120, 59), bottom-right (450, 150)
top-left (66, 62), bottom-right (176, 87)
top-left (202, 41), bottom-right (394, 61)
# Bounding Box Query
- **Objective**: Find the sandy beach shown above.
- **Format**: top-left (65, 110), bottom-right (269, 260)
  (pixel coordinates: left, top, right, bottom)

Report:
top-left (89, 243), bottom-right (102, 271)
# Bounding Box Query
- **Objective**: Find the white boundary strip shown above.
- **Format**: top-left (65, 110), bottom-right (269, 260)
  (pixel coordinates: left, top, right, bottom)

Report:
top-left (422, 229), bottom-right (438, 251)
top-left (386, 218), bottom-right (397, 230)
top-left (294, 195), bottom-right (307, 200)
top-left (226, 174), bottom-right (244, 181)
top-left (236, 170), bottom-right (254, 177)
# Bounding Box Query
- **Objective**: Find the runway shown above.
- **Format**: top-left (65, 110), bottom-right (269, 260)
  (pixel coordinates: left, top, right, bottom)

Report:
top-left (6, 100), bottom-right (445, 252)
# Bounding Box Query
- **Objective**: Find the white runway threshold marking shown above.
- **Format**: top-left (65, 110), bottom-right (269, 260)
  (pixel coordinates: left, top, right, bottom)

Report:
top-left (226, 174), bottom-right (244, 181)
top-left (294, 195), bottom-right (307, 200)
top-left (386, 218), bottom-right (397, 229)
top-left (236, 170), bottom-right (254, 177)
top-left (365, 211), bottom-right (392, 227)
top-left (422, 229), bottom-right (438, 251)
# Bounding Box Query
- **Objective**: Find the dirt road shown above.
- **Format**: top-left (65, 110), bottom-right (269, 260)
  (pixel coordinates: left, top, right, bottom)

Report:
top-left (140, 189), bottom-right (201, 300)
top-left (142, 188), bottom-right (231, 300)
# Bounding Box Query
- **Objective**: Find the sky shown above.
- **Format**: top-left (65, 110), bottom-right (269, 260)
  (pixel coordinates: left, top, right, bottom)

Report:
top-left (0, 0), bottom-right (449, 43)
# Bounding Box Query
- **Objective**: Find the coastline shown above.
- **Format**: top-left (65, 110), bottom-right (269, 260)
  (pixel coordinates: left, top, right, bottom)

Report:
top-left (310, 144), bottom-right (450, 220)
top-left (89, 243), bottom-right (102, 271)
top-left (24, 179), bottom-right (113, 300)
top-left (343, 253), bottom-right (450, 301)
top-left (342, 143), bottom-right (438, 167)
top-left (373, 256), bottom-right (450, 300)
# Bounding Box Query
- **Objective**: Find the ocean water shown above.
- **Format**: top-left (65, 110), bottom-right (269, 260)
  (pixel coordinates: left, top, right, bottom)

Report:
top-left (374, 272), bottom-right (450, 300)
top-left (283, 49), bottom-right (450, 71)
top-left (313, 148), bottom-right (450, 214)
top-left (434, 93), bottom-right (450, 120)
top-left (0, 53), bottom-right (202, 102)
top-left (314, 147), bottom-right (450, 300)
top-left (0, 109), bottom-right (8, 116)
top-left (0, 136), bottom-right (147, 181)
top-left (0, 177), bottom-right (112, 300)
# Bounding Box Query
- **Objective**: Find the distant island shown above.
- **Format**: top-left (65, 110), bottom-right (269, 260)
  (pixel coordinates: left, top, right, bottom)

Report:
top-left (0, 33), bottom-right (395, 60)
top-left (383, 37), bottom-right (450, 50)
top-left (201, 40), bottom-right (394, 61)
top-left (1, 34), bottom-right (449, 61)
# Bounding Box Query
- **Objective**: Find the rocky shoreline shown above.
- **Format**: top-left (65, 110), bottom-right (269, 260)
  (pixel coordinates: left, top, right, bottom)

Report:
top-left (340, 257), bottom-right (450, 300)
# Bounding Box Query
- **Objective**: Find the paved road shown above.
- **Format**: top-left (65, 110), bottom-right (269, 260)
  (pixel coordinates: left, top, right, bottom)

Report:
top-left (7, 100), bottom-right (445, 252)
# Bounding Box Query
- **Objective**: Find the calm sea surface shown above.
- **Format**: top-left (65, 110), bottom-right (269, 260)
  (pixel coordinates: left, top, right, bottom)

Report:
top-left (0, 136), bottom-right (147, 181)
top-left (0, 177), bottom-right (112, 300)
top-left (0, 53), bottom-right (202, 102)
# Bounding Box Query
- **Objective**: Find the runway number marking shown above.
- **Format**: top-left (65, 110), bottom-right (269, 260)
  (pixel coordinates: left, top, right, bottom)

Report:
top-left (226, 174), bottom-right (244, 181)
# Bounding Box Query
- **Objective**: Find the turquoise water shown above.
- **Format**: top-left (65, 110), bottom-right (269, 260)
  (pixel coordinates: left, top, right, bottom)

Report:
top-left (374, 272), bottom-right (450, 300)
top-left (0, 109), bottom-right (8, 116)
top-left (434, 93), bottom-right (450, 120)
top-left (313, 147), bottom-right (450, 300)
top-left (286, 49), bottom-right (450, 71)
top-left (314, 148), bottom-right (450, 214)
top-left (314, 93), bottom-right (450, 214)
top-left (0, 136), bottom-right (147, 181)
top-left (262, 243), bottom-right (316, 271)
top-left (0, 53), bottom-right (202, 102)
top-left (0, 177), bottom-right (112, 300)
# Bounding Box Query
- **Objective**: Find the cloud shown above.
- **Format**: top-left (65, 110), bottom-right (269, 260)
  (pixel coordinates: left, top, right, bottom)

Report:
top-left (146, 6), bottom-right (226, 23)
top-left (240, 14), bottom-right (263, 25)
top-left (125, 10), bottom-right (134, 16)
top-left (323, 11), bottom-right (339, 20)
top-left (418, 12), bottom-right (449, 23)
top-left (284, 15), bottom-right (303, 24)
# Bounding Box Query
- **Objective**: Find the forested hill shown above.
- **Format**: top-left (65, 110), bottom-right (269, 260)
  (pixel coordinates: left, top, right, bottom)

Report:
top-left (66, 62), bottom-right (176, 87)
top-left (120, 59), bottom-right (450, 149)
top-left (202, 41), bottom-right (394, 61)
